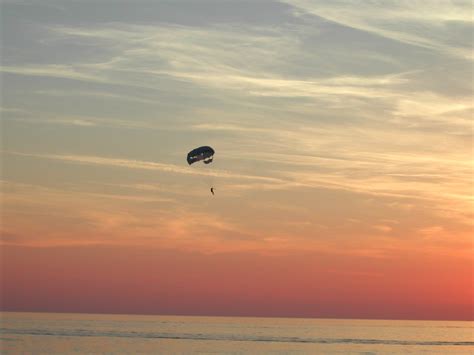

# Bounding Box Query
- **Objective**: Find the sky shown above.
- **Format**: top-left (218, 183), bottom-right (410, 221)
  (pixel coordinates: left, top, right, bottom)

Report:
top-left (1, 0), bottom-right (473, 321)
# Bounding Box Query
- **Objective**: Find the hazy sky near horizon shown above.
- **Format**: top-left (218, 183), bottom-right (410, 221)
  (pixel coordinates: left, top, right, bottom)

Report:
top-left (1, 0), bottom-right (473, 320)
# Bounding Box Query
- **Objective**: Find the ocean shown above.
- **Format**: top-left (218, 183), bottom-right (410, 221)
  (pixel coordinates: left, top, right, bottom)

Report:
top-left (1, 312), bottom-right (472, 354)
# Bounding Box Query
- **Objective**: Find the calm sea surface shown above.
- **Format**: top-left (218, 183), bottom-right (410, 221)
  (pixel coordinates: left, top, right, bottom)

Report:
top-left (1, 312), bottom-right (472, 354)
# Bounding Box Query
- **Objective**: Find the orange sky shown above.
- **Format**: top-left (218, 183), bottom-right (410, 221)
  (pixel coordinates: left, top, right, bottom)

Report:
top-left (2, 244), bottom-right (472, 320)
top-left (1, 0), bottom-right (473, 320)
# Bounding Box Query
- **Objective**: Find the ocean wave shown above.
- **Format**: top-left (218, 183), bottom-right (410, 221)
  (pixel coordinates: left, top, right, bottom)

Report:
top-left (1, 328), bottom-right (473, 346)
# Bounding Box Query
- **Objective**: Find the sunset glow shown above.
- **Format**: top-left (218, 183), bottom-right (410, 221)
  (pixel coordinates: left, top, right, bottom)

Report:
top-left (1, 0), bottom-right (473, 320)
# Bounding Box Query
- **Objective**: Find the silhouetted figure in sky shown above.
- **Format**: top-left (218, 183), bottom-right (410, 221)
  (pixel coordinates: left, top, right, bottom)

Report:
top-left (211, 187), bottom-right (214, 195)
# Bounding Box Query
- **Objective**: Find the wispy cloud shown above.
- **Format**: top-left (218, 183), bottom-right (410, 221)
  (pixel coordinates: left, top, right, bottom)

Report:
top-left (5, 146), bottom-right (472, 227)
top-left (34, 89), bottom-right (159, 105)
top-left (5, 151), bottom-right (286, 184)
top-left (283, 0), bottom-right (474, 59)
top-left (0, 106), bottom-right (32, 115)
top-left (1, 23), bottom-right (408, 99)
top-left (156, 70), bottom-right (411, 98)
top-left (10, 21), bottom-right (466, 128)
top-left (3, 18), bottom-right (470, 130)
top-left (7, 117), bottom-right (98, 127)
top-left (0, 65), bottom-right (106, 83)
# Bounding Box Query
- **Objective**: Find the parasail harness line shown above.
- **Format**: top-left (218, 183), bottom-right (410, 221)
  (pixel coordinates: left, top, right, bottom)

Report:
top-left (187, 146), bottom-right (216, 196)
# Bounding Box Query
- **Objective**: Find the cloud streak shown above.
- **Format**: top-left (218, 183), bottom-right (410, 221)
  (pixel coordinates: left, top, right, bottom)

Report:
top-left (5, 151), bottom-right (286, 184)
top-left (5, 146), bottom-right (472, 227)
top-left (283, 0), bottom-right (474, 59)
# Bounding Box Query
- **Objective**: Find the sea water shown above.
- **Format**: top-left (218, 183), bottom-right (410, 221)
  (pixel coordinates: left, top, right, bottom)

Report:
top-left (1, 312), bottom-right (472, 354)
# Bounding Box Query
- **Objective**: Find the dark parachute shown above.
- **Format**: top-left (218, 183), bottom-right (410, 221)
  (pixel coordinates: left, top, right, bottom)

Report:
top-left (187, 146), bottom-right (215, 165)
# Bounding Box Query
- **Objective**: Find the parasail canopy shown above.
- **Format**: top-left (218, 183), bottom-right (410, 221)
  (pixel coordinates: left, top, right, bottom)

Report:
top-left (187, 146), bottom-right (215, 165)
